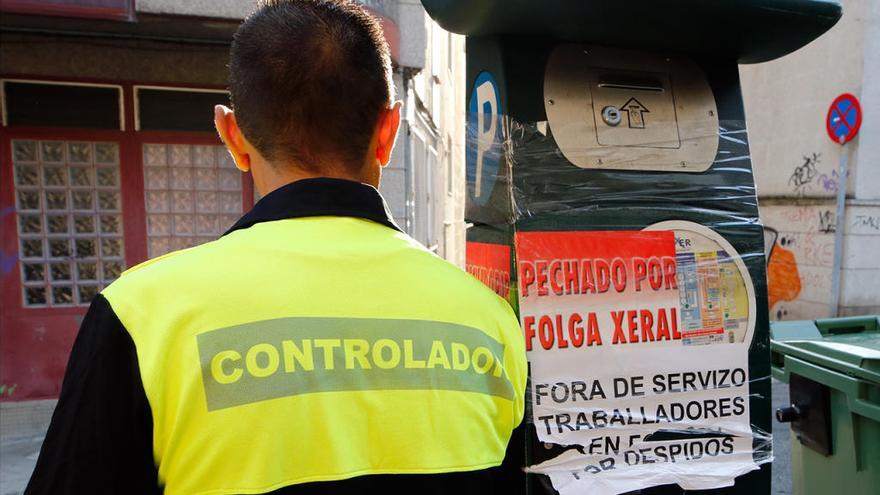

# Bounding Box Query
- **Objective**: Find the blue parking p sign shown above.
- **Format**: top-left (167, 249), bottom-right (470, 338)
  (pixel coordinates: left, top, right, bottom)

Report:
top-left (466, 72), bottom-right (502, 205)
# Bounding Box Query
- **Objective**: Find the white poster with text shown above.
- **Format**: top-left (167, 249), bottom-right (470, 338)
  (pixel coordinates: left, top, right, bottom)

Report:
top-left (516, 229), bottom-right (767, 494)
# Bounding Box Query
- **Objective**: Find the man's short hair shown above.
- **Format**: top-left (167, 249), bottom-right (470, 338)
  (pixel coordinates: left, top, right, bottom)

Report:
top-left (229, 0), bottom-right (393, 172)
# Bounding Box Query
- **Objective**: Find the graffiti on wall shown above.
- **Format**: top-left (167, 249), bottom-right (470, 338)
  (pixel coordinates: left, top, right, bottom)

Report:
top-left (788, 153), bottom-right (820, 195)
top-left (853, 214), bottom-right (880, 232)
top-left (787, 152), bottom-right (845, 196)
top-left (817, 170), bottom-right (840, 194)
top-left (764, 204), bottom-right (837, 320)
top-left (0, 383), bottom-right (18, 398)
top-left (818, 209), bottom-right (836, 234)
top-left (767, 234), bottom-right (802, 319)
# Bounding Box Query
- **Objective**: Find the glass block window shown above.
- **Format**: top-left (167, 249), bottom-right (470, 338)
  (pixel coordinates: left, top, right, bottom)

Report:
top-left (143, 144), bottom-right (242, 258)
top-left (12, 139), bottom-right (125, 307)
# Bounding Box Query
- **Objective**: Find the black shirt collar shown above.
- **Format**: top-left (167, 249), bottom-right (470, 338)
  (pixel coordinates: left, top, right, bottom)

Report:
top-left (223, 178), bottom-right (402, 236)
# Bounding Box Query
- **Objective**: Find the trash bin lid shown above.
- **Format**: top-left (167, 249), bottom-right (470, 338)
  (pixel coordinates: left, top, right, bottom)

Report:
top-left (771, 316), bottom-right (880, 385)
top-left (421, 0), bottom-right (842, 64)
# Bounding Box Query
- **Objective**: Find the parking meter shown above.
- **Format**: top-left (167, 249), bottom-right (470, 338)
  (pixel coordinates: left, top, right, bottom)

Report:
top-left (424, 1), bottom-right (842, 494)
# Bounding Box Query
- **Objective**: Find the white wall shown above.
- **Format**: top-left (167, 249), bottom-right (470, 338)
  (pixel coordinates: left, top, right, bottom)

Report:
top-left (377, 7), bottom-right (466, 265)
top-left (855, 0), bottom-right (880, 201)
top-left (740, 0), bottom-right (880, 319)
top-left (445, 30), bottom-right (467, 268)
top-left (740, 0), bottom-right (868, 200)
top-left (136, 0), bottom-right (256, 18)
top-left (379, 74), bottom-right (410, 230)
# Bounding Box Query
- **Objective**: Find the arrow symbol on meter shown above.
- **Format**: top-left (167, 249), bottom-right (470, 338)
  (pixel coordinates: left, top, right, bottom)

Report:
top-left (621, 97), bottom-right (650, 129)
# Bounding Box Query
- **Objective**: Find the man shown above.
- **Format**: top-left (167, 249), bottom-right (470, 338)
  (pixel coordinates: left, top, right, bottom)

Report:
top-left (25, 1), bottom-right (526, 494)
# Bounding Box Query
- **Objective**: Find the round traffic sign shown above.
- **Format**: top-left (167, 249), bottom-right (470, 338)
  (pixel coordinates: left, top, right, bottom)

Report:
top-left (826, 93), bottom-right (862, 144)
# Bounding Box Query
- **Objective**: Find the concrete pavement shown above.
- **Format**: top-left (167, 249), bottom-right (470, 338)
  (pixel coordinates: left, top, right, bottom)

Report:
top-left (0, 433), bottom-right (41, 495)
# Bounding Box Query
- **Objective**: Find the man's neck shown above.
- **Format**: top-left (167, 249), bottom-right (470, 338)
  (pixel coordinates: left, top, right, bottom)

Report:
top-left (255, 160), bottom-right (378, 197)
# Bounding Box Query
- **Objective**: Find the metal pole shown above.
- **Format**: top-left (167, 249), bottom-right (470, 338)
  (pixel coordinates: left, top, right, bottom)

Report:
top-left (830, 137), bottom-right (848, 317)
top-left (398, 68), bottom-right (414, 236)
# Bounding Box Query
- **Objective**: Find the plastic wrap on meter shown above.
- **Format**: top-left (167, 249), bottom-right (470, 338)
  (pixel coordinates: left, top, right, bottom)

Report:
top-left (465, 100), bottom-right (772, 493)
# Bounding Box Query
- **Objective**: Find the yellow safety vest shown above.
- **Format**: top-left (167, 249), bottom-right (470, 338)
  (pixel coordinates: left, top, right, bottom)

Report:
top-left (102, 182), bottom-right (526, 494)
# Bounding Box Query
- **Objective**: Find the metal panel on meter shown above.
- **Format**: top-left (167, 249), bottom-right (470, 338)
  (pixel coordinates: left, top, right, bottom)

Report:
top-left (544, 44), bottom-right (719, 172)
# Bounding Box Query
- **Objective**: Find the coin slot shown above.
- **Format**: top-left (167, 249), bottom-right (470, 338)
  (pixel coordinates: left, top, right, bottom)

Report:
top-left (544, 44), bottom-right (719, 172)
top-left (597, 75), bottom-right (665, 93)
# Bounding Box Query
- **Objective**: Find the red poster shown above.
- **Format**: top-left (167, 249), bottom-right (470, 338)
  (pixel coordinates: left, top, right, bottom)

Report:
top-left (465, 242), bottom-right (511, 298)
top-left (515, 230), bottom-right (680, 352)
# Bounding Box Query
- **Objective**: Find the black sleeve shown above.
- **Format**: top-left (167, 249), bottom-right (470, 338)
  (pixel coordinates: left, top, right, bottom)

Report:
top-left (25, 294), bottom-right (160, 495)
top-left (489, 419), bottom-right (527, 494)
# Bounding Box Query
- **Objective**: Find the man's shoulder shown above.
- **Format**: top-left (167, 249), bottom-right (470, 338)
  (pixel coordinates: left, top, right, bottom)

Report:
top-left (400, 243), bottom-right (514, 319)
top-left (102, 240), bottom-right (221, 300)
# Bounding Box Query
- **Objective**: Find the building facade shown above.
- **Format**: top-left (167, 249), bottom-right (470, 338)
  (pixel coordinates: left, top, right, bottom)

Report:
top-left (740, 0), bottom-right (880, 320)
top-left (0, 0), bottom-right (466, 419)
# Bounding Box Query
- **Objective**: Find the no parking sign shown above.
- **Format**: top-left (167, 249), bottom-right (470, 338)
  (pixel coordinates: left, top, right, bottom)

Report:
top-left (826, 93), bottom-right (862, 144)
top-left (826, 92), bottom-right (862, 318)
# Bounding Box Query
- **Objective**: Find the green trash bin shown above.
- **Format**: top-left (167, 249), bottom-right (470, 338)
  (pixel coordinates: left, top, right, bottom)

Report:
top-left (771, 316), bottom-right (880, 495)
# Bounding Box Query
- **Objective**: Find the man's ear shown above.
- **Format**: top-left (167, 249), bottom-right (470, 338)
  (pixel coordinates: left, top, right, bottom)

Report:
top-left (214, 105), bottom-right (252, 173)
top-left (375, 101), bottom-right (402, 166)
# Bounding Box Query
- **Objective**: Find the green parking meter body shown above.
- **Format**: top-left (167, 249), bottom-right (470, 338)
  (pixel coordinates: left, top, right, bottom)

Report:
top-left (423, 1), bottom-right (842, 494)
